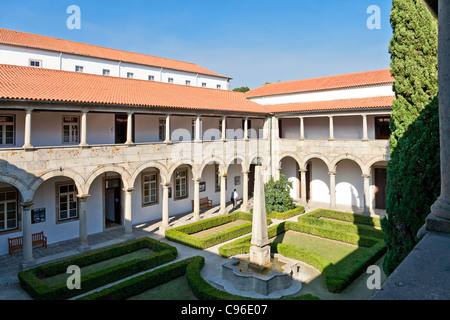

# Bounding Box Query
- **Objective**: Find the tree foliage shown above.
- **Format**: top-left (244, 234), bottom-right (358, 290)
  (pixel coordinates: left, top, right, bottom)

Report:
top-left (232, 86), bottom-right (250, 93)
top-left (382, 0), bottom-right (440, 275)
top-left (264, 175), bottom-right (296, 214)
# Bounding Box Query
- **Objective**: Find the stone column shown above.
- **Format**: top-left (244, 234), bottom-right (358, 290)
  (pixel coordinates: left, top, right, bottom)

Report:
top-left (429, 0), bottom-right (450, 225)
top-left (362, 114), bottom-right (369, 141)
top-left (242, 170), bottom-right (249, 212)
top-left (299, 117), bottom-right (305, 140)
top-left (195, 115), bottom-right (202, 143)
top-left (328, 116), bottom-right (335, 141)
top-left (165, 114), bottom-right (172, 144)
top-left (160, 183), bottom-right (171, 231)
top-left (300, 169), bottom-right (307, 204)
top-left (21, 200), bottom-right (34, 269)
top-left (23, 108), bottom-right (33, 150)
top-left (125, 112), bottom-right (134, 145)
top-left (244, 117), bottom-right (249, 140)
top-left (220, 174), bottom-right (228, 214)
top-left (77, 194), bottom-right (90, 251)
top-left (221, 116), bottom-right (227, 141)
top-left (193, 178), bottom-right (201, 220)
top-left (363, 174), bottom-right (371, 214)
top-left (329, 171), bottom-right (336, 209)
top-left (123, 188), bottom-right (135, 239)
top-left (79, 111), bottom-right (89, 148)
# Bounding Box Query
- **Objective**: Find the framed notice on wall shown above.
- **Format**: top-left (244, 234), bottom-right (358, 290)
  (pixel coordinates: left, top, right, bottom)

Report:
top-left (31, 208), bottom-right (46, 224)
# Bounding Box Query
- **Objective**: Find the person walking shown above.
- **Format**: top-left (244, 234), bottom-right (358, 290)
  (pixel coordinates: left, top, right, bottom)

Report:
top-left (231, 189), bottom-right (240, 210)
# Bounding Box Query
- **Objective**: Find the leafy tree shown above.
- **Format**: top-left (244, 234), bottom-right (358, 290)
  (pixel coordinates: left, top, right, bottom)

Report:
top-left (382, 0), bottom-right (440, 275)
top-left (264, 175), bottom-right (296, 214)
top-left (232, 86), bottom-right (250, 93)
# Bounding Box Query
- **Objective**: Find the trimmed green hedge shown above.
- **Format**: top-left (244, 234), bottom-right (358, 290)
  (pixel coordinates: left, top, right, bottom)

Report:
top-left (165, 212), bottom-right (271, 249)
top-left (218, 211), bottom-right (386, 293)
top-left (18, 237), bottom-right (177, 300)
top-left (303, 209), bottom-right (382, 228)
top-left (268, 205), bottom-right (305, 220)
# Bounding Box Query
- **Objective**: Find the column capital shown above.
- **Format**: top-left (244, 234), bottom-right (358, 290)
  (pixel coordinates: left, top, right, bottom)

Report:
top-left (362, 174), bottom-right (371, 179)
top-left (242, 170), bottom-right (250, 175)
top-left (161, 181), bottom-right (172, 188)
top-left (123, 187), bottom-right (135, 193)
top-left (20, 200), bottom-right (34, 209)
top-left (77, 194), bottom-right (91, 201)
top-left (299, 169), bottom-right (308, 173)
top-left (192, 177), bottom-right (201, 183)
top-left (328, 171), bottom-right (336, 176)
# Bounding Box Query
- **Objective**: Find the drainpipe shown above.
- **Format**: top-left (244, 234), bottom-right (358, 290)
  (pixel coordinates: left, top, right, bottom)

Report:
top-left (118, 61), bottom-right (122, 77)
top-left (59, 52), bottom-right (62, 70)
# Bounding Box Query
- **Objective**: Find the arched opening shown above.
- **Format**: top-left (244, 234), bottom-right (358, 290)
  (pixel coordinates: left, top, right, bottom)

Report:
top-left (370, 160), bottom-right (388, 212)
top-left (305, 158), bottom-right (329, 206)
top-left (335, 159), bottom-right (364, 210)
top-left (279, 156), bottom-right (301, 202)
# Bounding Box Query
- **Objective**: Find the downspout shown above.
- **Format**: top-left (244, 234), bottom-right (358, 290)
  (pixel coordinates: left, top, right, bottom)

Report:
top-left (59, 52), bottom-right (62, 70)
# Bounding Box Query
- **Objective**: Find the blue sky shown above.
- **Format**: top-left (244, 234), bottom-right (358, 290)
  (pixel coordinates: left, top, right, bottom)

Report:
top-left (0, 0), bottom-right (393, 89)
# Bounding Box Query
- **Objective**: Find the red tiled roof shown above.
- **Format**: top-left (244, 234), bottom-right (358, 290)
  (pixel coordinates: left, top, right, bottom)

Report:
top-left (0, 28), bottom-right (230, 79)
top-left (266, 96), bottom-right (395, 113)
top-left (0, 64), bottom-right (266, 113)
top-left (246, 69), bottom-right (394, 98)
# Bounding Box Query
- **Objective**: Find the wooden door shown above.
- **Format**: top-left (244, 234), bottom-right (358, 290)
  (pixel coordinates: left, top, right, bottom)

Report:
top-left (375, 168), bottom-right (387, 209)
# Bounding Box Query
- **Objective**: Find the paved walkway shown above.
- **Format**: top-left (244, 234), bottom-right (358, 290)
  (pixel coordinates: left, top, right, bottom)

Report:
top-left (0, 200), bottom-right (386, 300)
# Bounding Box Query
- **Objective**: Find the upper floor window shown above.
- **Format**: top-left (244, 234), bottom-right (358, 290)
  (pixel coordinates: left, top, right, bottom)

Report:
top-left (29, 59), bottom-right (42, 68)
top-left (57, 184), bottom-right (78, 221)
top-left (217, 85), bottom-right (221, 89)
top-left (148, 75), bottom-right (155, 81)
top-left (168, 78), bottom-right (174, 84)
top-left (127, 72), bottom-right (134, 79)
top-left (159, 119), bottom-right (166, 141)
top-left (375, 117), bottom-right (391, 140)
top-left (75, 65), bottom-right (84, 73)
top-left (0, 115), bottom-right (15, 146)
top-left (103, 69), bottom-right (111, 76)
top-left (0, 189), bottom-right (18, 232)
top-left (62, 116), bottom-right (80, 144)
top-left (186, 80), bottom-right (191, 86)
top-left (202, 83), bottom-right (207, 88)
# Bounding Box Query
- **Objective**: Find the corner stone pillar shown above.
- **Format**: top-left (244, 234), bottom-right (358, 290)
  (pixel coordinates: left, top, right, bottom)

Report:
top-left (329, 171), bottom-right (336, 209)
top-left (193, 178), bottom-right (201, 221)
top-left (21, 200), bottom-right (34, 269)
top-left (160, 183), bottom-right (171, 231)
top-left (123, 188), bottom-right (135, 239)
top-left (78, 194), bottom-right (90, 251)
top-left (427, 0), bottom-right (450, 232)
top-left (220, 174), bottom-right (227, 215)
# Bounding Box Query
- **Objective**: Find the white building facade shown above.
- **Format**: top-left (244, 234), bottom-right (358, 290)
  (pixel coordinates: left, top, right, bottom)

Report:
top-left (0, 29), bottom-right (395, 267)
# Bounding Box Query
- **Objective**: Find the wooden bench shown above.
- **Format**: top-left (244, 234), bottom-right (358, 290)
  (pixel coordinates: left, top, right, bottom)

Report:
top-left (8, 231), bottom-right (47, 257)
top-left (191, 197), bottom-right (213, 211)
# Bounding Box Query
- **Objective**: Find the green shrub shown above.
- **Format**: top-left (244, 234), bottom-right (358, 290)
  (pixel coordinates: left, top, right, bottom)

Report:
top-left (268, 206), bottom-right (305, 220)
top-left (18, 237), bottom-right (177, 300)
top-left (264, 175), bottom-right (296, 214)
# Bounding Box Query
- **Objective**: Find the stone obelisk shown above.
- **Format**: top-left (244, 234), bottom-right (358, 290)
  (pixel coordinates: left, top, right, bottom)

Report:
top-left (249, 165), bottom-right (271, 266)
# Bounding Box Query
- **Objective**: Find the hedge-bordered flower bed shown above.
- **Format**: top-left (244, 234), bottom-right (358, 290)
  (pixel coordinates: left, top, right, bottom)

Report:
top-left (18, 237), bottom-right (178, 300)
top-left (218, 211), bottom-right (386, 293)
top-left (165, 212), bottom-right (271, 249)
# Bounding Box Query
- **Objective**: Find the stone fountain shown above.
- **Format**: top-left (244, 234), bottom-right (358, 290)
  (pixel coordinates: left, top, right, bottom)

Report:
top-left (220, 165), bottom-right (303, 298)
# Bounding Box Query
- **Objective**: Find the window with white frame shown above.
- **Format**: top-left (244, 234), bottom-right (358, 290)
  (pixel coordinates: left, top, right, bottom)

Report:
top-left (186, 80), bottom-right (191, 86)
top-left (168, 78), bottom-right (174, 84)
top-left (217, 84), bottom-right (221, 89)
top-left (75, 66), bottom-right (84, 73)
top-left (58, 184), bottom-right (78, 221)
top-left (175, 169), bottom-right (188, 199)
top-left (103, 69), bottom-right (111, 76)
top-left (62, 116), bottom-right (80, 143)
top-left (148, 75), bottom-right (155, 81)
top-left (0, 115), bottom-right (15, 146)
top-left (142, 172), bottom-right (158, 205)
top-left (202, 83), bottom-right (207, 88)
top-left (0, 189), bottom-right (18, 232)
top-left (29, 59), bottom-right (42, 68)
top-left (127, 72), bottom-right (134, 79)
top-left (159, 119), bottom-right (166, 141)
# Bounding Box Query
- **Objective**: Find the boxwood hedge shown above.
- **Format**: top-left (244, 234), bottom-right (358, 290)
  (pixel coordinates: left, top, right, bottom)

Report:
top-left (18, 237), bottom-right (177, 300)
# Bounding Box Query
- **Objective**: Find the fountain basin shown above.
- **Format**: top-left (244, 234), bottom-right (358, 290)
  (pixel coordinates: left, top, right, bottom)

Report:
top-left (222, 254), bottom-right (302, 296)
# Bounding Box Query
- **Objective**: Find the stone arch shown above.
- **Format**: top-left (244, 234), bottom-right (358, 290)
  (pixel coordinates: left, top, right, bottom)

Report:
top-left (198, 156), bottom-right (225, 178)
top-left (29, 168), bottom-right (86, 195)
top-left (301, 153), bottom-right (331, 172)
top-left (167, 160), bottom-right (199, 180)
top-left (225, 155), bottom-right (247, 173)
top-left (129, 161), bottom-right (170, 188)
top-left (278, 153), bottom-right (302, 171)
top-left (0, 173), bottom-right (30, 201)
top-left (84, 164), bottom-right (132, 193)
top-left (330, 154), bottom-right (365, 174)
top-left (365, 155), bottom-right (389, 175)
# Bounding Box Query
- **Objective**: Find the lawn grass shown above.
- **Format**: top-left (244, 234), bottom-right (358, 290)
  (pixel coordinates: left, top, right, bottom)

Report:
top-left (41, 248), bottom-right (154, 287)
top-left (127, 276), bottom-right (197, 300)
top-left (271, 231), bottom-right (363, 264)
